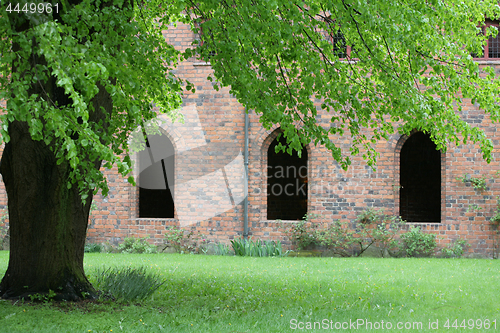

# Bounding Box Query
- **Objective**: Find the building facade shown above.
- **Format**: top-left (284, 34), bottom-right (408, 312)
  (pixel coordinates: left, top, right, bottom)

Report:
top-left (1, 22), bottom-right (500, 257)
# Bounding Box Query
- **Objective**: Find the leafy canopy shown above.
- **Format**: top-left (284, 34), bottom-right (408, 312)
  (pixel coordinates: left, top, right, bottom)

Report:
top-left (1, 0), bottom-right (499, 198)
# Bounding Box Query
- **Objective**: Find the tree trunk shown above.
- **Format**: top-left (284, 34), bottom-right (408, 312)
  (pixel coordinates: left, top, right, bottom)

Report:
top-left (0, 1), bottom-right (126, 301)
top-left (0, 120), bottom-right (97, 301)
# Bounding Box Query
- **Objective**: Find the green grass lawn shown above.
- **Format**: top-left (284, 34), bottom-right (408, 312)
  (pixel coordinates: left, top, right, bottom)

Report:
top-left (0, 251), bottom-right (499, 332)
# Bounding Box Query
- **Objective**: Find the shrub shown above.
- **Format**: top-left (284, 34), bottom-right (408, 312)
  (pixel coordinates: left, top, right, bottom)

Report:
top-left (93, 266), bottom-right (165, 302)
top-left (118, 237), bottom-right (157, 254)
top-left (370, 215), bottom-right (406, 257)
top-left (280, 213), bottom-right (319, 250)
top-left (401, 227), bottom-right (437, 257)
top-left (315, 211), bottom-right (406, 257)
top-left (442, 238), bottom-right (470, 258)
top-left (163, 226), bottom-right (186, 252)
top-left (84, 243), bottom-right (102, 253)
top-left (315, 220), bottom-right (356, 257)
top-left (281, 210), bottom-right (407, 257)
top-left (100, 241), bottom-right (119, 253)
top-left (164, 226), bottom-right (203, 253)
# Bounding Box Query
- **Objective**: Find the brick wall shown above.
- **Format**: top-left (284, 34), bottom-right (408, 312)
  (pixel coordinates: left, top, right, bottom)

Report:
top-left (0, 24), bottom-right (499, 258)
top-left (85, 23), bottom-right (500, 258)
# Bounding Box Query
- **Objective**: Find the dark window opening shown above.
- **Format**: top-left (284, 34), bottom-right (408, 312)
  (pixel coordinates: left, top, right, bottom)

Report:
top-left (327, 23), bottom-right (356, 59)
top-left (267, 135), bottom-right (308, 220)
top-left (138, 134), bottom-right (175, 218)
top-left (400, 132), bottom-right (441, 222)
top-left (332, 29), bottom-right (348, 58)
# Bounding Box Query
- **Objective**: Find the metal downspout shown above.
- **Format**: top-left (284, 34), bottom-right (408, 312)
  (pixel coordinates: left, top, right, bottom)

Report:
top-left (243, 109), bottom-right (249, 241)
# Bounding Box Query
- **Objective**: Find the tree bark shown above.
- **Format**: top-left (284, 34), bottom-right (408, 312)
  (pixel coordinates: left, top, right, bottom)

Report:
top-left (0, 121), bottom-right (97, 301)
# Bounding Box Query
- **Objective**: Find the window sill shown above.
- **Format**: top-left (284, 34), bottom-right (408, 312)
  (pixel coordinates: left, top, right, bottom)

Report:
top-left (474, 59), bottom-right (500, 64)
top-left (193, 62), bottom-right (211, 66)
top-left (135, 217), bottom-right (177, 220)
top-left (262, 219), bottom-right (302, 223)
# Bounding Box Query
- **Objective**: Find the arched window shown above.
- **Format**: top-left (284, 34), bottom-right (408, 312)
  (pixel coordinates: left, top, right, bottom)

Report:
top-left (400, 132), bottom-right (441, 222)
top-left (138, 134), bottom-right (175, 218)
top-left (267, 135), bottom-right (308, 220)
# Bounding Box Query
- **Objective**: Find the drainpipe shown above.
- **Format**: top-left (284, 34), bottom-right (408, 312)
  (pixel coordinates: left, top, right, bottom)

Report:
top-left (243, 109), bottom-right (249, 241)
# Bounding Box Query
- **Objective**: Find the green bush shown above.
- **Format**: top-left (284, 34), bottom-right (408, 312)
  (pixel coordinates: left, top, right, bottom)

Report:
top-left (282, 211), bottom-right (406, 257)
top-left (118, 237), bottom-right (157, 254)
top-left (93, 266), bottom-right (165, 302)
top-left (100, 241), bottom-right (119, 253)
top-left (84, 243), bottom-right (102, 253)
top-left (315, 220), bottom-right (356, 257)
top-left (313, 210), bottom-right (405, 257)
top-left (442, 238), bottom-right (470, 258)
top-left (370, 216), bottom-right (406, 257)
top-left (401, 226), bottom-right (437, 257)
top-left (280, 213), bottom-right (319, 250)
top-left (163, 226), bottom-right (186, 252)
top-left (164, 226), bottom-right (203, 253)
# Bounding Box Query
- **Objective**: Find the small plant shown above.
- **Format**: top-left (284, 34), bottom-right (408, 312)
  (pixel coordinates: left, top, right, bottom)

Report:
top-left (163, 226), bottom-right (202, 253)
top-left (370, 215), bottom-right (406, 257)
top-left (356, 208), bottom-right (381, 224)
top-left (491, 197), bottom-right (500, 225)
top-left (457, 174), bottom-right (487, 192)
top-left (401, 226), bottom-right (437, 257)
top-left (0, 207), bottom-right (8, 224)
top-left (230, 237), bottom-right (287, 257)
top-left (28, 289), bottom-right (57, 303)
top-left (0, 208), bottom-right (9, 249)
top-left (491, 197), bottom-right (500, 259)
top-left (93, 266), bottom-right (166, 302)
top-left (0, 225), bottom-right (8, 249)
top-left (466, 204), bottom-right (483, 212)
top-left (163, 226), bottom-right (186, 252)
top-left (315, 220), bottom-right (356, 257)
top-left (100, 241), bottom-right (119, 253)
top-left (214, 242), bottom-right (232, 256)
top-left (84, 243), bottom-right (103, 253)
top-left (280, 213), bottom-right (320, 250)
top-left (198, 238), bottom-right (209, 254)
top-left (118, 237), bottom-right (157, 254)
top-left (231, 237), bottom-right (253, 256)
top-left (442, 238), bottom-right (470, 258)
